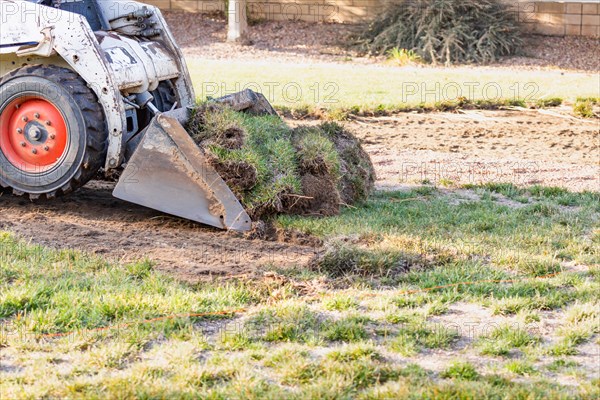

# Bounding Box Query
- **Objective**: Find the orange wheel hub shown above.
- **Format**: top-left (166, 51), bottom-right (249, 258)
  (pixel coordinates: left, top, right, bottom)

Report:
top-left (0, 97), bottom-right (68, 173)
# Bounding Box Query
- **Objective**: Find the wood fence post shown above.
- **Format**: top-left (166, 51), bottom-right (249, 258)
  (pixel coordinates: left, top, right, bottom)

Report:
top-left (227, 0), bottom-right (248, 42)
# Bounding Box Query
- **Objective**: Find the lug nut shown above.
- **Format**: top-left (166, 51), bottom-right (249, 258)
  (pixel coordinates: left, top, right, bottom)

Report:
top-left (16, 128), bottom-right (22, 134)
top-left (44, 145), bottom-right (50, 151)
top-left (20, 142), bottom-right (26, 147)
top-left (45, 120), bottom-right (51, 126)
top-left (34, 113), bottom-right (40, 119)
top-left (22, 116), bottom-right (28, 122)
top-left (31, 148), bottom-right (37, 154)
top-left (15, 104), bottom-right (20, 109)
top-left (49, 134), bottom-right (55, 139)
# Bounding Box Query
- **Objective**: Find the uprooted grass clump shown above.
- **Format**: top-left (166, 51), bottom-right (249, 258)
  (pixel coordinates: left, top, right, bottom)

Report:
top-left (186, 103), bottom-right (375, 219)
top-left (352, 0), bottom-right (522, 64)
top-left (573, 97), bottom-right (599, 118)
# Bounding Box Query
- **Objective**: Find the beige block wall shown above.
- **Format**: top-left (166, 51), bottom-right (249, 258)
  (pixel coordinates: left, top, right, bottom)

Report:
top-left (247, 1), bottom-right (377, 23)
top-left (145, 0), bottom-right (224, 12)
top-left (142, 1), bottom-right (600, 37)
top-left (141, 0), bottom-right (386, 22)
top-left (518, 1), bottom-right (600, 37)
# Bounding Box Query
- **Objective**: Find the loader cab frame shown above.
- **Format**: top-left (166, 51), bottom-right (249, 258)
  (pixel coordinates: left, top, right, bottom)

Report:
top-left (27, 0), bottom-right (110, 31)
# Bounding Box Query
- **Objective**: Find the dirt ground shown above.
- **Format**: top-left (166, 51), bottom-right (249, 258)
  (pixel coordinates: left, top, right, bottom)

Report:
top-left (0, 181), bottom-right (317, 282)
top-left (341, 107), bottom-right (600, 192)
top-left (288, 107), bottom-right (599, 192)
top-left (1, 107), bottom-right (596, 279)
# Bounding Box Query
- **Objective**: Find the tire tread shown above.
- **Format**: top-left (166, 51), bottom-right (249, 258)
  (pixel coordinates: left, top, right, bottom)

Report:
top-left (0, 65), bottom-right (108, 199)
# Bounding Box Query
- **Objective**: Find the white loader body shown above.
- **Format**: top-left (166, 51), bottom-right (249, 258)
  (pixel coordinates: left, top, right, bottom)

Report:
top-left (0, 0), bottom-right (253, 231)
top-left (0, 0), bottom-right (194, 169)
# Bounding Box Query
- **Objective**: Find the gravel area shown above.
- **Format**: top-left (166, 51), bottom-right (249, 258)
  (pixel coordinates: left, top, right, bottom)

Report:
top-left (165, 11), bottom-right (600, 72)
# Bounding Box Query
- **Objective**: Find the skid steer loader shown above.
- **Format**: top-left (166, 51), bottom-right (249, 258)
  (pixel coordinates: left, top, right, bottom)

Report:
top-left (0, 0), bottom-right (269, 231)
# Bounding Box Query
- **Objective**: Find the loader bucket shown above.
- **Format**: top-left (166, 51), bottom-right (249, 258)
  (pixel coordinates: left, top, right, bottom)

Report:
top-left (113, 111), bottom-right (252, 231)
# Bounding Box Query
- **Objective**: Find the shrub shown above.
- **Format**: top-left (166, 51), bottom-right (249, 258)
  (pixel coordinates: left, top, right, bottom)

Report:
top-left (353, 0), bottom-right (522, 64)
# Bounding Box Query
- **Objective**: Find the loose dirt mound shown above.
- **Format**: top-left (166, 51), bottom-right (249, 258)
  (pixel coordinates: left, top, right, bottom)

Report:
top-left (187, 104), bottom-right (375, 219)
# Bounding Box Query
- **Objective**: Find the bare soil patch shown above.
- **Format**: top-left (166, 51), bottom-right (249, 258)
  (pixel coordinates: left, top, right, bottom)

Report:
top-left (289, 107), bottom-right (599, 192)
top-left (0, 181), bottom-right (317, 282)
top-left (497, 35), bottom-right (600, 72)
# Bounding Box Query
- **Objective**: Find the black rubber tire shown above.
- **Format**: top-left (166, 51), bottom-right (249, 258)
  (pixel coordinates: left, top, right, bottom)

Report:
top-left (152, 80), bottom-right (178, 112)
top-left (0, 65), bottom-right (108, 199)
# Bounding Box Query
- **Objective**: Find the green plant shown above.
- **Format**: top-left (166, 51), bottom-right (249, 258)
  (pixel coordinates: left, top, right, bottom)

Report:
top-left (441, 362), bottom-right (480, 380)
top-left (438, 178), bottom-right (455, 188)
top-left (573, 97), bottom-right (599, 118)
top-left (478, 325), bottom-right (540, 356)
top-left (313, 239), bottom-right (407, 278)
top-left (353, 0), bottom-right (522, 64)
top-left (2, 178), bottom-right (599, 398)
top-left (327, 343), bottom-right (382, 362)
top-left (323, 295), bottom-right (359, 311)
top-left (505, 360), bottom-right (536, 376)
top-left (547, 359), bottom-right (579, 372)
top-left (324, 316), bottom-right (370, 342)
top-left (548, 322), bottom-right (596, 356)
top-left (548, 340), bottom-right (579, 356)
top-left (535, 98), bottom-right (563, 108)
top-left (390, 323), bottom-right (458, 356)
top-left (247, 304), bottom-right (322, 343)
top-left (386, 47), bottom-right (423, 66)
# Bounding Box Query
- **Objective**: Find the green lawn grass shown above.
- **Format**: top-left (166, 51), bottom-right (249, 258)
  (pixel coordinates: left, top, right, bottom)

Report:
top-left (277, 185), bottom-right (600, 278)
top-left (1, 184), bottom-right (599, 399)
top-left (187, 58), bottom-right (600, 116)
